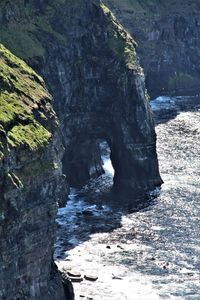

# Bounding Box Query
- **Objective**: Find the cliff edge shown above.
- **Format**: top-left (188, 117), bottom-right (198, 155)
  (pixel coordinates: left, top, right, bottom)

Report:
top-left (0, 44), bottom-right (71, 300)
top-left (0, 0), bottom-right (163, 192)
top-left (104, 0), bottom-right (200, 96)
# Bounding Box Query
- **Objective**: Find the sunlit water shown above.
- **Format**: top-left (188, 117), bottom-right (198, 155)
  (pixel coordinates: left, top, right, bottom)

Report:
top-left (55, 96), bottom-right (200, 300)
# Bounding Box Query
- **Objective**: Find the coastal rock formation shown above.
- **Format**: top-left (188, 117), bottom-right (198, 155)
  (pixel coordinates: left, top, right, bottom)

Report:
top-left (0, 0), bottom-right (162, 192)
top-left (0, 44), bottom-right (71, 300)
top-left (0, 2), bottom-right (162, 299)
top-left (104, 0), bottom-right (200, 96)
top-left (37, 1), bottom-right (162, 191)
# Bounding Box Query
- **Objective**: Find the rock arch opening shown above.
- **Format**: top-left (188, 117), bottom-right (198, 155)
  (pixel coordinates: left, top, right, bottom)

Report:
top-left (30, 0), bottom-right (163, 195)
top-left (62, 139), bottom-right (115, 189)
top-left (99, 141), bottom-right (114, 178)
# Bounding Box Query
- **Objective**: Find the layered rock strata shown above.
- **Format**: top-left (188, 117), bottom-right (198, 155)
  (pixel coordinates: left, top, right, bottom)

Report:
top-left (0, 0), bottom-right (162, 192)
top-left (104, 0), bottom-right (200, 96)
top-left (0, 2), bottom-right (163, 298)
top-left (0, 44), bottom-right (71, 300)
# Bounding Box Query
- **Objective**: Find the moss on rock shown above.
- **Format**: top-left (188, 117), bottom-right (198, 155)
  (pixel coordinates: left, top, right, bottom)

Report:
top-left (0, 43), bottom-right (54, 152)
top-left (0, 0), bottom-right (68, 60)
top-left (7, 121), bottom-right (51, 150)
top-left (99, 2), bottom-right (139, 70)
top-left (169, 72), bottom-right (200, 90)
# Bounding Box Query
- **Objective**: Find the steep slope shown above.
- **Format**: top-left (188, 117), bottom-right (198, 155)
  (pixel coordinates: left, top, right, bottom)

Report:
top-left (0, 0), bottom-right (162, 192)
top-left (104, 0), bottom-right (200, 96)
top-left (0, 44), bottom-right (72, 300)
top-left (0, 1), bottom-right (163, 299)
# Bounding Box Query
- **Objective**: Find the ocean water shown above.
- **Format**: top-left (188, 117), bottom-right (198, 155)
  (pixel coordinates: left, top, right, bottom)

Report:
top-left (55, 96), bottom-right (200, 300)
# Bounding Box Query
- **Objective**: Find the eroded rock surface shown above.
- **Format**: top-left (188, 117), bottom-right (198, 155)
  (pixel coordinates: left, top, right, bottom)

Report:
top-left (0, 44), bottom-right (72, 300)
top-left (0, 2), bottom-right (163, 298)
top-left (104, 0), bottom-right (200, 96)
top-left (0, 0), bottom-right (162, 192)
top-left (38, 1), bottom-right (162, 191)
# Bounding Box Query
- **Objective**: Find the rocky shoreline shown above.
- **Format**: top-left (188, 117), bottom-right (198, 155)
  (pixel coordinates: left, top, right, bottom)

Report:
top-left (0, 1), bottom-right (162, 299)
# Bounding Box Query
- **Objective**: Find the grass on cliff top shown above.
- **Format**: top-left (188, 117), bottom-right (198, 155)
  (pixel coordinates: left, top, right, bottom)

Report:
top-left (0, 44), bottom-right (52, 151)
top-left (0, 0), bottom-right (67, 60)
top-left (100, 2), bottom-right (139, 71)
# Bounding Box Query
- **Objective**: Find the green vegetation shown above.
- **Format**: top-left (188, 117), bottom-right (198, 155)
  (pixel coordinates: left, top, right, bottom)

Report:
top-left (7, 122), bottom-right (51, 150)
top-left (169, 72), bottom-right (200, 90)
top-left (108, 35), bottom-right (137, 68)
top-left (0, 0), bottom-right (68, 59)
top-left (0, 0), bottom-right (138, 70)
top-left (100, 3), bottom-right (138, 70)
top-left (0, 44), bottom-right (45, 102)
top-left (19, 159), bottom-right (56, 178)
top-left (0, 25), bottom-right (45, 59)
top-left (0, 44), bottom-right (56, 190)
top-left (100, 2), bottom-right (110, 14)
top-left (0, 44), bottom-right (53, 151)
top-left (0, 92), bottom-right (32, 126)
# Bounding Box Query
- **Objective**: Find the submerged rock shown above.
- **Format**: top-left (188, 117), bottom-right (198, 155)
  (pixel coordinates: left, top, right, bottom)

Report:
top-left (82, 210), bottom-right (94, 216)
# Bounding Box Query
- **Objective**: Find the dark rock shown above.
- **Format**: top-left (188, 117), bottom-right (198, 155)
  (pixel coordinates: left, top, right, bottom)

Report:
top-left (68, 276), bottom-right (83, 283)
top-left (61, 272), bottom-right (75, 300)
top-left (104, 0), bottom-right (200, 97)
top-left (0, 0), bottom-right (162, 194)
top-left (150, 257), bottom-right (156, 261)
top-left (163, 265), bottom-right (167, 269)
top-left (106, 245), bottom-right (111, 249)
top-left (103, 1), bottom-right (200, 97)
top-left (76, 212), bottom-right (82, 216)
top-left (67, 270), bottom-right (82, 278)
top-left (112, 274), bottom-right (123, 280)
top-left (84, 274), bottom-right (98, 281)
top-left (82, 210), bottom-right (94, 216)
top-left (0, 2), bottom-right (164, 299)
top-left (0, 45), bottom-right (68, 300)
top-left (117, 245), bottom-right (124, 250)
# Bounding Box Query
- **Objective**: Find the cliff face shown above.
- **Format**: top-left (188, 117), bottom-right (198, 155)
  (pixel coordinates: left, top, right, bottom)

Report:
top-left (0, 2), bottom-right (162, 298)
top-left (104, 0), bottom-right (200, 96)
top-left (0, 0), bottom-right (162, 192)
top-left (36, 0), bottom-right (162, 191)
top-left (0, 44), bottom-right (70, 300)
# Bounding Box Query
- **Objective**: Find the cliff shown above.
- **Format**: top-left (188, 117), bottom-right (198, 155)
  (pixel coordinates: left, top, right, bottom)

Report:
top-left (0, 44), bottom-right (72, 299)
top-left (0, 0), bottom-right (162, 192)
top-left (0, 1), bottom-right (162, 299)
top-left (104, 0), bottom-right (200, 96)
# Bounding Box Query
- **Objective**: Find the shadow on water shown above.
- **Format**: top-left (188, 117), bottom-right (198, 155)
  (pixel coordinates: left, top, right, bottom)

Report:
top-left (54, 94), bottom-right (200, 260)
top-left (54, 171), bottom-right (161, 259)
top-left (54, 95), bottom-right (200, 299)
